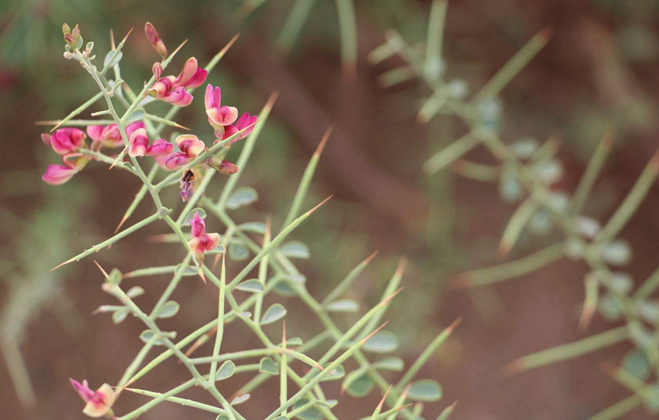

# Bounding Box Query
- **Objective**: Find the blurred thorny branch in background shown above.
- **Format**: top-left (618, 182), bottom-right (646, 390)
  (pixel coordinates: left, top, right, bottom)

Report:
top-left (371, 0), bottom-right (659, 418)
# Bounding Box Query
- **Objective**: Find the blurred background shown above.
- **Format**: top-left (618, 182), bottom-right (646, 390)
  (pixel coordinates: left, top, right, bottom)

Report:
top-left (2, 0), bottom-right (659, 418)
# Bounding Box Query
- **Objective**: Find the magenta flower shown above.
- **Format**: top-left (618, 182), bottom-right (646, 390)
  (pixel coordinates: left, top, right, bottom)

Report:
top-left (161, 134), bottom-right (206, 170)
top-left (87, 121), bottom-right (145, 150)
top-left (215, 112), bottom-right (257, 146)
top-left (205, 84), bottom-right (238, 132)
top-left (149, 57), bottom-right (207, 107)
top-left (188, 212), bottom-right (220, 262)
top-left (70, 379), bottom-right (115, 418)
top-left (128, 128), bottom-right (173, 158)
top-left (42, 163), bottom-right (81, 185)
top-left (42, 128), bottom-right (86, 155)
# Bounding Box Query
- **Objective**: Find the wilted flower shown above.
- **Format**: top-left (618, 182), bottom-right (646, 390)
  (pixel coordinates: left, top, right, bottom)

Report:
top-left (205, 84), bottom-right (238, 133)
top-left (206, 156), bottom-right (239, 175)
top-left (42, 128), bottom-right (86, 155)
top-left (179, 167), bottom-right (201, 202)
top-left (188, 212), bottom-right (220, 263)
top-left (128, 128), bottom-right (173, 158)
top-left (214, 112), bottom-right (257, 146)
top-left (149, 57), bottom-right (207, 107)
top-left (161, 134), bottom-right (206, 170)
top-left (70, 379), bottom-right (115, 418)
top-left (87, 121), bottom-right (145, 150)
top-left (144, 22), bottom-right (167, 59)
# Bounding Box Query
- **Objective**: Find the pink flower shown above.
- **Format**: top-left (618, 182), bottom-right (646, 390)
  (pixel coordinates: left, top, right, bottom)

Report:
top-left (205, 84), bottom-right (238, 132)
top-left (206, 156), bottom-right (239, 175)
top-left (145, 22), bottom-right (167, 58)
top-left (70, 379), bottom-right (115, 418)
top-left (128, 128), bottom-right (173, 158)
top-left (188, 212), bottom-right (220, 262)
top-left (42, 164), bottom-right (80, 185)
top-left (42, 128), bottom-right (86, 155)
top-left (149, 58), bottom-right (207, 107)
top-left (87, 121), bottom-right (145, 149)
top-left (161, 134), bottom-right (206, 170)
top-left (179, 167), bottom-right (201, 202)
top-left (215, 112), bottom-right (257, 146)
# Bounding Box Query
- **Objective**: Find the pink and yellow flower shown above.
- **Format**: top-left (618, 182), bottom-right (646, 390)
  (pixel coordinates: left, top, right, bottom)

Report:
top-left (149, 57), bottom-right (207, 107)
top-left (205, 84), bottom-right (238, 132)
top-left (42, 128), bottom-right (86, 155)
top-left (87, 121), bottom-right (145, 149)
top-left (128, 128), bottom-right (173, 158)
top-left (188, 212), bottom-right (220, 262)
top-left (70, 378), bottom-right (115, 418)
top-left (161, 134), bottom-right (206, 170)
top-left (144, 22), bottom-right (167, 59)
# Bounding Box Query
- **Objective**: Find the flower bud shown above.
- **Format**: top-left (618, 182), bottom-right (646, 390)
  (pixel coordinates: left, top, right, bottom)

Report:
top-left (62, 23), bottom-right (71, 35)
top-left (152, 62), bottom-right (163, 80)
top-left (145, 22), bottom-right (167, 59)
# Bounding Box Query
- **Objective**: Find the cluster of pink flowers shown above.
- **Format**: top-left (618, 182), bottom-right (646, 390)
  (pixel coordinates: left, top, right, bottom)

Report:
top-left (41, 128), bottom-right (89, 185)
top-left (188, 211), bottom-right (220, 263)
top-left (205, 84), bottom-right (257, 145)
top-left (148, 57), bottom-right (207, 107)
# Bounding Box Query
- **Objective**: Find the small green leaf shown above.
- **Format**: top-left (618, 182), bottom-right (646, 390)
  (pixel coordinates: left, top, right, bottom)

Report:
top-left (279, 241), bottom-right (310, 259)
top-left (344, 372), bottom-right (374, 398)
top-left (103, 50), bottom-right (123, 68)
top-left (139, 329), bottom-right (176, 346)
top-left (174, 264), bottom-right (199, 276)
top-left (372, 356), bottom-right (405, 371)
top-left (236, 279), bottom-right (265, 293)
top-left (327, 299), bottom-right (359, 313)
top-left (261, 303), bottom-right (287, 325)
top-left (259, 357), bottom-right (279, 375)
top-left (182, 208), bottom-right (206, 226)
top-left (239, 222), bottom-right (267, 235)
top-left (319, 365), bottom-right (345, 382)
top-left (293, 398), bottom-right (324, 420)
top-left (112, 309), bottom-right (129, 324)
top-left (126, 286), bottom-right (145, 298)
top-left (408, 379), bottom-right (443, 402)
top-left (621, 348), bottom-right (651, 380)
top-left (363, 331), bottom-right (399, 353)
top-left (280, 337), bottom-right (303, 347)
top-left (226, 187), bottom-right (258, 210)
top-left (157, 301), bottom-right (180, 319)
top-left (229, 243), bottom-right (250, 261)
top-left (231, 394), bottom-right (250, 405)
top-left (216, 360), bottom-right (236, 381)
top-left (128, 109), bottom-right (145, 122)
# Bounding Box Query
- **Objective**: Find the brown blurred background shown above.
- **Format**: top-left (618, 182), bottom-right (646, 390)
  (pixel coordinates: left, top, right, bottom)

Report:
top-left (2, 0), bottom-right (659, 419)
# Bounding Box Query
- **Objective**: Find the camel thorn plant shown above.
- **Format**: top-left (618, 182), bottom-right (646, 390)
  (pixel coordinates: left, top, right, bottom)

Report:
top-left (43, 21), bottom-right (458, 419)
top-left (371, 0), bottom-right (659, 418)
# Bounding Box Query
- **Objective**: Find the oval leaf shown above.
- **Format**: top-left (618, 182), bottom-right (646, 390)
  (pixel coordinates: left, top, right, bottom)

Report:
top-left (157, 301), bottom-right (180, 319)
top-left (327, 299), bottom-right (360, 313)
top-left (231, 394), bottom-right (250, 405)
top-left (279, 241), bottom-right (310, 259)
top-left (363, 330), bottom-right (399, 353)
top-left (408, 379), bottom-right (442, 402)
top-left (229, 243), bottom-right (250, 261)
top-left (372, 356), bottom-right (405, 371)
top-left (236, 279), bottom-right (265, 293)
top-left (261, 303), bottom-right (287, 325)
top-left (226, 187), bottom-right (258, 210)
top-left (239, 222), bottom-right (267, 235)
top-left (259, 357), bottom-right (279, 375)
top-left (216, 360), bottom-right (236, 381)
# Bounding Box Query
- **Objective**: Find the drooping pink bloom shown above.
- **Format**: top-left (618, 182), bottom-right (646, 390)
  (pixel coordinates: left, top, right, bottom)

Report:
top-left (188, 212), bottom-right (220, 262)
top-left (205, 84), bottom-right (238, 132)
top-left (149, 57), bottom-right (207, 107)
top-left (161, 134), bottom-right (206, 170)
top-left (42, 128), bottom-right (86, 155)
top-left (215, 112), bottom-right (257, 146)
top-left (70, 379), bottom-right (115, 418)
top-left (42, 164), bottom-right (80, 185)
top-left (87, 121), bottom-right (145, 149)
top-left (144, 22), bottom-right (167, 58)
top-left (128, 128), bottom-right (173, 158)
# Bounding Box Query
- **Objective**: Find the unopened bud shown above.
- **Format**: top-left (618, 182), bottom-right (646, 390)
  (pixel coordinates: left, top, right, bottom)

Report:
top-left (144, 22), bottom-right (167, 59)
top-left (62, 23), bottom-right (71, 35)
top-left (206, 157), bottom-right (239, 175)
top-left (63, 24), bottom-right (82, 49)
top-left (152, 62), bottom-right (163, 80)
top-left (86, 42), bottom-right (94, 53)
